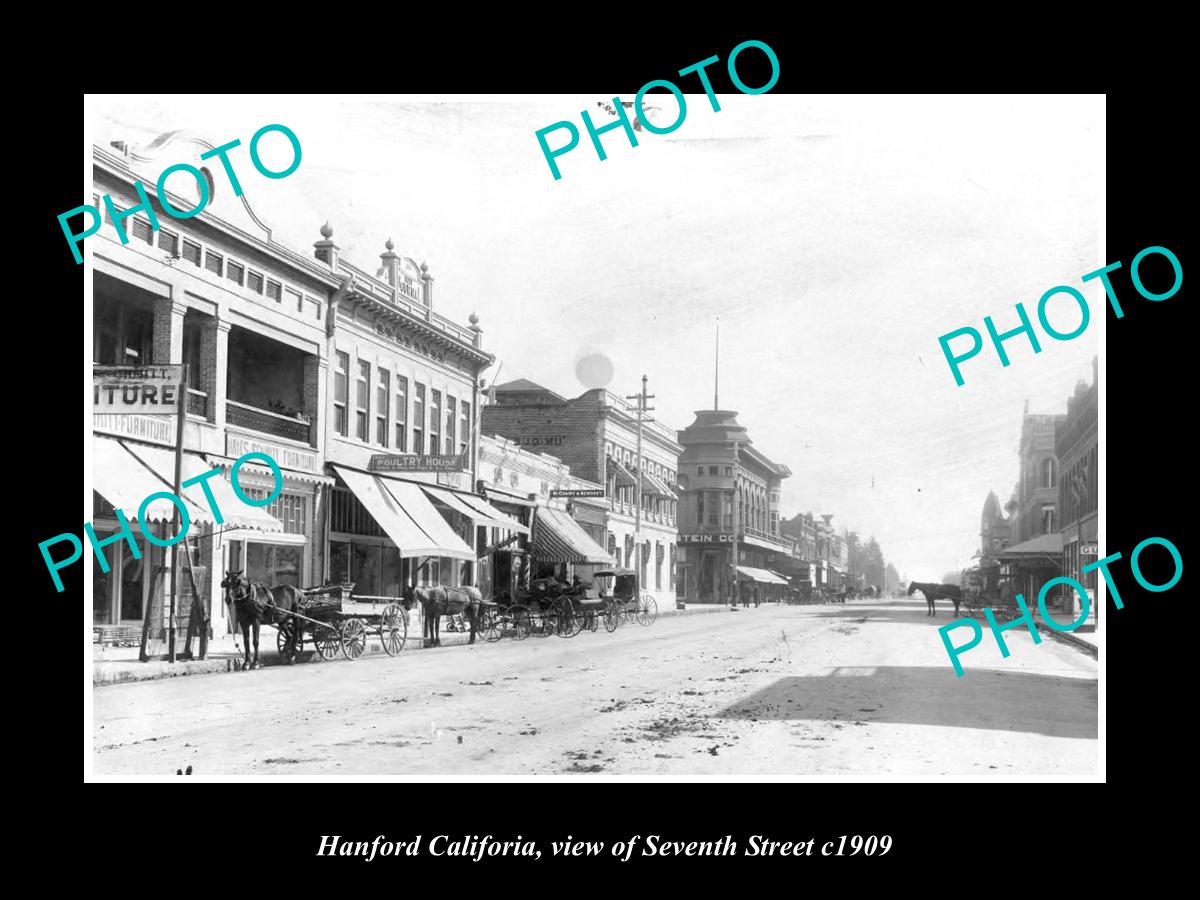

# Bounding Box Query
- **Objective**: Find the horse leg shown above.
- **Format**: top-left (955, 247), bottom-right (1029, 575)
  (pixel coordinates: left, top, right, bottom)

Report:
top-left (434, 609), bottom-right (442, 647)
top-left (252, 622), bottom-right (261, 669)
top-left (241, 621), bottom-right (252, 669)
top-left (467, 604), bottom-right (478, 645)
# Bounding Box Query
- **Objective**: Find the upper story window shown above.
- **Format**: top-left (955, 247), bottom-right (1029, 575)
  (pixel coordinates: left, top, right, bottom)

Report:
top-left (226, 261), bottom-right (245, 286)
top-left (445, 396), bottom-right (456, 455)
top-left (709, 466), bottom-right (720, 476)
top-left (333, 352), bottom-right (349, 437)
top-left (413, 383), bottom-right (426, 454)
top-left (1041, 457), bottom-right (1057, 488)
top-left (430, 390), bottom-right (442, 453)
top-left (697, 467), bottom-right (704, 476)
top-left (460, 402), bottom-right (470, 455)
top-left (355, 360), bottom-right (370, 442)
top-left (376, 369), bottom-right (390, 447)
top-left (395, 376), bottom-right (408, 452)
top-left (266, 279), bottom-right (282, 302)
top-left (1041, 505), bottom-right (1056, 535)
top-left (181, 239), bottom-right (201, 266)
top-left (247, 271), bottom-right (264, 294)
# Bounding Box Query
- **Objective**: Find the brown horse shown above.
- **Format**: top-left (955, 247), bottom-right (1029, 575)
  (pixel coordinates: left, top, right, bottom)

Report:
top-left (221, 571), bottom-right (303, 669)
top-left (406, 584), bottom-right (483, 648)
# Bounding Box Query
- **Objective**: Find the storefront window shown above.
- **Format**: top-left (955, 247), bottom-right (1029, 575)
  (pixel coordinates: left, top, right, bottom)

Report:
top-left (245, 543), bottom-right (304, 587)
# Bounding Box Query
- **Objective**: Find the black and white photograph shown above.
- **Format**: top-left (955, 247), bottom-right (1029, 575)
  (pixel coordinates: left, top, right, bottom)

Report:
top-left (79, 91), bottom-right (1109, 782)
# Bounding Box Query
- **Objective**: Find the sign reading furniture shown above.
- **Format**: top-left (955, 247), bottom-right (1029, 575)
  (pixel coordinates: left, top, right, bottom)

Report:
top-left (93, 365), bottom-right (185, 414)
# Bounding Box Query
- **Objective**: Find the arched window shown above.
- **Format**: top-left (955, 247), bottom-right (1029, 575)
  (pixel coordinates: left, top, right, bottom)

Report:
top-left (1041, 457), bottom-right (1056, 488)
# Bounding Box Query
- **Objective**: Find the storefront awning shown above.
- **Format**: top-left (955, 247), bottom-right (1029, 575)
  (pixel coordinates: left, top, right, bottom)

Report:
top-left (608, 458), bottom-right (637, 486)
top-left (532, 507), bottom-right (615, 565)
top-left (93, 436), bottom-right (210, 524)
top-left (640, 470), bottom-right (678, 499)
top-left (127, 443), bottom-right (283, 532)
top-left (995, 533), bottom-right (1064, 558)
top-left (203, 453), bottom-right (335, 486)
top-left (334, 466), bottom-right (474, 560)
top-left (421, 484), bottom-right (529, 534)
top-left (736, 565), bottom-right (789, 586)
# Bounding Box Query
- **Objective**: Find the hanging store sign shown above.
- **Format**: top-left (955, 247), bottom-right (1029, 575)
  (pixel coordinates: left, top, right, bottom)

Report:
top-left (369, 454), bottom-right (466, 473)
top-left (93, 365), bottom-right (185, 414)
top-left (550, 488), bottom-right (606, 498)
top-left (678, 533), bottom-right (734, 543)
top-left (1080, 543), bottom-right (1098, 556)
top-left (92, 413), bottom-right (175, 446)
top-left (515, 435), bottom-right (566, 448)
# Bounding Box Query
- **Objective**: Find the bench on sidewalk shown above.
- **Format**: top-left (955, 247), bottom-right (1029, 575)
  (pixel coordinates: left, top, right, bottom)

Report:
top-left (93, 625), bottom-right (141, 648)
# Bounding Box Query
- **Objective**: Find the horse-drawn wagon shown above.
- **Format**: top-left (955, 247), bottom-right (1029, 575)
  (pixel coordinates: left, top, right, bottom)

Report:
top-left (221, 572), bottom-right (409, 668)
top-left (593, 567), bottom-right (658, 629)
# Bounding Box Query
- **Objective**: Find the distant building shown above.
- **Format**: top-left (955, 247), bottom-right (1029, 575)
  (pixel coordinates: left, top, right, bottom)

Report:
top-left (1055, 358), bottom-right (1098, 616)
top-left (1012, 402), bottom-right (1065, 544)
top-left (675, 410), bottom-right (792, 604)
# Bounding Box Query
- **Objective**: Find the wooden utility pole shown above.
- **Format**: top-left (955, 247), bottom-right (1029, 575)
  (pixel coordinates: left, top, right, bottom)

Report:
top-left (626, 376), bottom-right (654, 586)
top-left (167, 363), bottom-right (190, 663)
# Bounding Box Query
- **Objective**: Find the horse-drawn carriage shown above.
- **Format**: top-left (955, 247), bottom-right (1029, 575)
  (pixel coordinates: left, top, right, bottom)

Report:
top-left (479, 576), bottom-right (585, 641)
top-left (221, 573), bottom-right (409, 668)
top-left (593, 568), bottom-right (658, 629)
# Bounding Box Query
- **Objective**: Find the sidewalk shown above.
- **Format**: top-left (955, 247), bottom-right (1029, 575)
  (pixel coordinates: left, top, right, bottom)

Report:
top-left (92, 603), bottom-right (732, 686)
top-left (1036, 609), bottom-right (1100, 658)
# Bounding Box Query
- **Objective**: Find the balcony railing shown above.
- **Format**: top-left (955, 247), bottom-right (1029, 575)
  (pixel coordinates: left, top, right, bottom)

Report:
top-left (740, 525), bottom-right (793, 550)
top-left (226, 399), bottom-right (312, 444)
top-left (186, 388), bottom-right (208, 418)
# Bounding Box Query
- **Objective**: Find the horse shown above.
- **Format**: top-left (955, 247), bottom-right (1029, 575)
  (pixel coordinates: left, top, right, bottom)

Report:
top-left (221, 570), bottom-right (304, 669)
top-left (907, 581), bottom-right (963, 617)
top-left (406, 584), bottom-right (484, 648)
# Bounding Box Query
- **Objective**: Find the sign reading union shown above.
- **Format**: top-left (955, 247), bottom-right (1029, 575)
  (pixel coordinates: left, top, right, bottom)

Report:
top-left (369, 454), bottom-right (466, 473)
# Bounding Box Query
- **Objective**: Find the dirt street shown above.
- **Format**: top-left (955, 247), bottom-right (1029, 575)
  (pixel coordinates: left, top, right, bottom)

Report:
top-left (92, 597), bottom-right (1098, 778)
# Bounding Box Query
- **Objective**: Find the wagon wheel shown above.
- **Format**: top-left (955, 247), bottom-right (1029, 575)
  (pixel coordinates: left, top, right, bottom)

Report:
top-left (276, 619), bottom-right (299, 664)
top-left (340, 618), bottom-right (367, 660)
top-left (603, 599), bottom-right (620, 633)
top-left (314, 622), bottom-right (343, 661)
top-left (636, 593), bottom-right (658, 626)
top-left (586, 609), bottom-right (600, 633)
top-left (554, 597), bottom-right (576, 637)
top-left (509, 605), bottom-right (532, 641)
top-left (380, 604), bottom-right (407, 656)
top-left (480, 607), bottom-right (503, 643)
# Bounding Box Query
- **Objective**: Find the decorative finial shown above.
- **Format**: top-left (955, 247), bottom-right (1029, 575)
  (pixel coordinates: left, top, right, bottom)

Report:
top-left (420, 261), bottom-right (429, 273)
top-left (468, 312), bottom-right (479, 325)
top-left (385, 237), bottom-right (395, 251)
top-left (320, 221), bottom-right (333, 239)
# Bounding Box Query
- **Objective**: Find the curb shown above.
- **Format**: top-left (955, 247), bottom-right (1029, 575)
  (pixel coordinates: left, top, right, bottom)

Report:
top-left (92, 604), bottom-right (735, 687)
top-left (1036, 623), bottom-right (1099, 659)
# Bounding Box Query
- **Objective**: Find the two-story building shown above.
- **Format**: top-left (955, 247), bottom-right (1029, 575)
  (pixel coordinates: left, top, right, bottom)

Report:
top-left (1055, 359), bottom-right (1098, 617)
top-left (675, 410), bottom-right (792, 604)
top-left (90, 133), bottom-right (333, 652)
top-left (482, 380), bottom-right (681, 612)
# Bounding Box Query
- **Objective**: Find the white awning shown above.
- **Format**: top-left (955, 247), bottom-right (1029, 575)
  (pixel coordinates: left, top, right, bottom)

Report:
top-left (93, 437), bottom-right (210, 524)
top-left (422, 485), bottom-right (530, 534)
top-left (204, 453), bottom-right (335, 486)
top-left (736, 565), bottom-right (789, 586)
top-left (335, 466), bottom-right (474, 561)
top-left (126, 444), bottom-right (283, 532)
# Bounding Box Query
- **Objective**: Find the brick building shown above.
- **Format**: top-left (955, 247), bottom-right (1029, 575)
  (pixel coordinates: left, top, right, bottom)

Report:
top-left (481, 380), bottom-right (681, 611)
top-left (1055, 358), bottom-right (1098, 616)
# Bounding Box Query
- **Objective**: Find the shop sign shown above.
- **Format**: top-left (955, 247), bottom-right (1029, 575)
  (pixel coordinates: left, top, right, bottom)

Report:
top-left (369, 453), bottom-right (465, 473)
top-left (228, 434), bottom-right (317, 472)
top-left (1080, 543), bottom-right (1098, 556)
top-left (93, 365), bottom-right (185, 414)
top-left (550, 488), bottom-right (606, 498)
top-left (93, 413), bottom-right (175, 446)
top-left (516, 435), bottom-right (566, 448)
top-left (678, 533), bottom-right (734, 543)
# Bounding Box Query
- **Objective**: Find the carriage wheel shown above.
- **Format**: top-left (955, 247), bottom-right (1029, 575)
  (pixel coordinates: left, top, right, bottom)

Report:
top-left (339, 618), bottom-right (367, 660)
top-left (380, 604), bottom-right (407, 656)
top-left (509, 605), bottom-right (532, 641)
top-left (554, 597), bottom-right (576, 637)
top-left (586, 610), bottom-right (599, 633)
top-left (314, 623), bottom-right (343, 661)
top-left (603, 600), bottom-right (620, 633)
top-left (636, 594), bottom-right (658, 626)
top-left (480, 608), bottom-right (503, 643)
top-left (276, 620), bottom-right (298, 664)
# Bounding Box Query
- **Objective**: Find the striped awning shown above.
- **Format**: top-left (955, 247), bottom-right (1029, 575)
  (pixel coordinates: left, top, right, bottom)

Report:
top-left (532, 507), bottom-right (615, 565)
top-left (640, 470), bottom-right (677, 499)
top-left (608, 458), bottom-right (636, 486)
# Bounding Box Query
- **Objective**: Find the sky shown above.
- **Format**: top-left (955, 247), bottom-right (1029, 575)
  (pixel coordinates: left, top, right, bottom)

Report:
top-left (87, 94), bottom-right (1103, 582)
